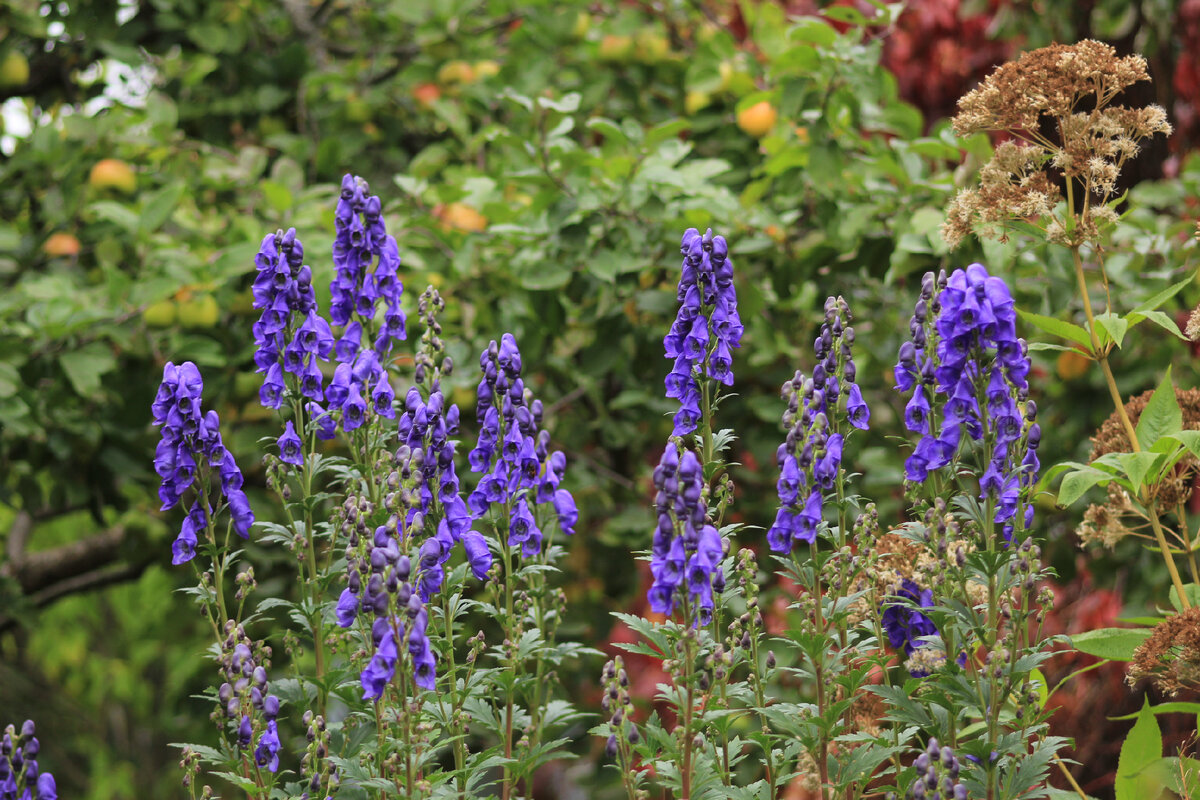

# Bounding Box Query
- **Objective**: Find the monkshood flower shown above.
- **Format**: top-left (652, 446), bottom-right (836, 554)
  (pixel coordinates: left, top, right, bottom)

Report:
top-left (662, 228), bottom-right (742, 436)
top-left (648, 444), bottom-right (724, 625)
top-left (880, 578), bottom-right (938, 659)
top-left (152, 361), bottom-right (254, 563)
top-left (252, 228), bottom-right (336, 418)
top-left (332, 518), bottom-right (438, 696)
top-left (895, 266), bottom-right (1038, 537)
top-left (905, 739), bottom-right (967, 800)
top-left (251, 227), bottom-right (317, 376)
top-left (0, 720), bottom-right (57, 800)
top-left (767, 297), bottom-right (867, 553)
top-left (214, 623), bottom-right (282, 772)
top-left (466, 333), bottom-right (577, 557)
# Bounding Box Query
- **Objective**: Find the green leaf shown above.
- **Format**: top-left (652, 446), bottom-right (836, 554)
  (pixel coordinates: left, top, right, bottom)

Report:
top-left (1167, 430), bottom-right (1200, 458)
top-left (1130, 272), bottom-right (1196, 314)
top-left (1109, 702), bottom-right (1200, 721)
top-left (1070, 627), bottom-right (1152, 661)
top-left (1127, 308), bottom-right (1186, 340)
top-left (1115, 451), bottom-right (1166, 492)
top-left (537, 92), bottom-right (580, 114)
top-left (645, 119), bottom-right (689, 148)
top-left (1093, 312), bottom-right (1129, 348)
top-left (1170, 583), bottom-right (1200, 613)
top-left (1016, 309), bottom-right (1093, 349)
top-left (138, 182), bottom-right (186, 235)
top-left (1136, 368), bottom-right (1183, 449)
top-left (789, 17), bottom-right (837, 46)
top-left (0, 362), bottom-right (19, 398)
top-left (1057, 465), bottom-right (1113, 506)
top-left (1115, 698), bottom-right (1164, 800)
top-left (59, 343), bottom-right (117, 396)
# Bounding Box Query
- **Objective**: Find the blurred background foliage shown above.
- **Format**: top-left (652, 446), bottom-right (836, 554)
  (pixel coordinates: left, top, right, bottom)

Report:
top-left (1, 0), bottom-right (1199, 797)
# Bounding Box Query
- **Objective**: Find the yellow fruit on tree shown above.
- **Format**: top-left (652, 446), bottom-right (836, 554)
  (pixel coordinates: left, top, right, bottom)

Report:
top-left (685, 90), bottom-right (711, 115)
top-left (437, 60), bottom-right (476, 85)
top-left (572, 12), bottom-right (591, 39)
top-left (635, 31), bottom-right (670, 63)
top-left (436, 202), bottom-right (487, 233)
top-left (43, 233), bottom-right (81, 257)
top-left (737, 101), bottom-right (778, 138)
top-left (473, 60), bottom-right (501, 79)
top-left (177, 294), bottom-right (220, 329)
top-left (89, 159), bottom-right (137, 194)
top-left (598, 34), bottom-right (633, 61)
top-left (0, 51), bottom-right (29, 88)
top-left (1056, 350), bottom-right (1092, 381)
top-left (142, 300), bottom-right (177, 328)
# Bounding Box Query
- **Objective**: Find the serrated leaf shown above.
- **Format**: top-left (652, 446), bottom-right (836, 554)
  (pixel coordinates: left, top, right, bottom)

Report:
top-left (1136, 368), bottom-right (1183, 449)
top-left (1057, 465), bottom-right (1113, 506)
top-left (1069, 627), bottom-right (1152, 661)
top-left (1127, 308), bottom-right (1186, 340)
top-left (1016, 309), bottom-right (1093, 349)
top-left (1115, 698), bottom-right (1164, 800)
top-left (1109, 701), bottom-right (1200, 720)
top-left (1093, 312), bottom-right (1129, 348)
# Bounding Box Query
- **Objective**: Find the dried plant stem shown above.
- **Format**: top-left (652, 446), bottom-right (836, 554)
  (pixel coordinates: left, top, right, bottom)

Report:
top-left (1073, 246), bottom-right (1193, 608)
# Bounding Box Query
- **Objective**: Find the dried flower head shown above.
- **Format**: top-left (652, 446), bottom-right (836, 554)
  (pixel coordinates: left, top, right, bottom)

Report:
top-left (1128, 607), bottom-right (1200, 694)
top-left (1076, 485), bottom-right (1137, 549)
top-left (944, 40), bottom-right (1172, 248)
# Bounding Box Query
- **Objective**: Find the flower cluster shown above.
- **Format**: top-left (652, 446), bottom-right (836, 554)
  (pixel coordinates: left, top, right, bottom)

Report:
top-left (467, 333), bottom-right (577, 557)
top-left (905, 739), bottom-right (967, 800)
top-left (252, 227), bottom-right (330, 416)
top-left (880, 578), bottom-right (938, 660)
top-left (648, 444), bottom-right (724, 625)
top-left (895, 265), bottom-right (1038, 537)
top-left (151, 361), bottom-right (254, 563)
top-left (663, 227), bottom-right (742, 436)
top-left (214, 622), bottom-right (282, 773)
top-left (333, 511), bottom-right (436, 698)
top-left (0, 721), bottom-right (56, 800)
top-left (767, 297), bottom-right (868, 553)
top-left (943, 40), bottom-right (1172, 248)
top-left (330, 173), bottom-right (407, 354)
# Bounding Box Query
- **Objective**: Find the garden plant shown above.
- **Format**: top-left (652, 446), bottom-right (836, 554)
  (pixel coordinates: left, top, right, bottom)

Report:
top-left (5, 3), bottom-right (1200, 800)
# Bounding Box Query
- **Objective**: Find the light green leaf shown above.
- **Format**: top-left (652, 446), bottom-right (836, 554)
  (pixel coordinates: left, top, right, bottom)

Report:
top-left (1016, 309), bottom-right (1093, 349)
top-left (1093, 312), bottom-right (1129, 348)
top-left (59, 343), bottom-right (117, 396)
top-left (1115, 451), bottom-right (1167, 491)
top-left (1069, 627), bottom-right (1152, 661)
top-left (1136, 368), bottom-right (1183, 449)
top-left (1057, 465), bottom-right (1113, 506)
top-left (0, 362), bottom-right (20, 398)
top-left (789, 17), bottom-right (837, 46)
top-left (1109, 702), bottom-right (1200, 721)
top-left (138, 182), bottom-right (186, 235)
top-left (1115, 698), bottom-right (1164, 800)
top-left (1170, 583), bottom-right (1200, 613)
top-left (1127, 308), bottom-right (1186, 340)
top-left (1130, 272), bottom-right (1196, 314)
top-left (537, 92), bottom-right (580, 114)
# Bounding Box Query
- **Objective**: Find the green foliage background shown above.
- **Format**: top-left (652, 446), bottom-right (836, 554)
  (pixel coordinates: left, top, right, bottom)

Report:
top-left (1, 0), bottom-right (1198, 796)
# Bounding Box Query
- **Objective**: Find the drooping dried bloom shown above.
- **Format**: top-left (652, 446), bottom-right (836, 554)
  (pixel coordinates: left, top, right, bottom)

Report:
top-left (1128, 606), bottom-right (1200, 695)
top-left (1076, 486), bottom-right (1137, 549)
top-left (944, 40), bottom-right (1172, 248)
top-left (1187, 302), bottom-right (1200, 342)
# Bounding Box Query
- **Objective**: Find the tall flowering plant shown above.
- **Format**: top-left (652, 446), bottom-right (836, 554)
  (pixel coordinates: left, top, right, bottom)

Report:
top-left (164, 176), bottom-right (590, 800)
top-left (600, 236), bottom-right (1061, 800)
